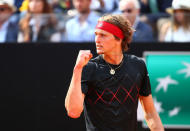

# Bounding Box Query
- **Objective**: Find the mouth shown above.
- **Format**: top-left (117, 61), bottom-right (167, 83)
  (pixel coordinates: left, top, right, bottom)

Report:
top-left (96, 47), bottom-right (103, 51)
top-left (96, 44), bottom-right (103, 49)
top-left (96, 44), bottom-right (104, 54)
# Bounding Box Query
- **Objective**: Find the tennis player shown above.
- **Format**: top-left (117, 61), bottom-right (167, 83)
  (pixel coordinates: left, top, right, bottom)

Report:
top-left (65, 14), bottom-right (164, 131)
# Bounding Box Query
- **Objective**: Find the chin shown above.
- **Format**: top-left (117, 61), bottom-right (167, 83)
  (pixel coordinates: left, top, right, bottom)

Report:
top-left (96, 50), bottom-right (104, 55)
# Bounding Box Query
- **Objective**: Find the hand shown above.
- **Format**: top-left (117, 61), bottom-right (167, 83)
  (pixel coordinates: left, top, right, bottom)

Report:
top-left (75, 50), bottom-right (93, 69)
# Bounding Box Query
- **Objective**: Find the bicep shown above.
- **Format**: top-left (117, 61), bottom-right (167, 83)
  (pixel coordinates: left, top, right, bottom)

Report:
top-left (139, 94), bottom-right (156, 114)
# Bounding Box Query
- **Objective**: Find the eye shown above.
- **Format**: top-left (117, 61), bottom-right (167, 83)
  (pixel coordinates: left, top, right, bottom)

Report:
top-left (95, 32), bottom-right (106, 37)
top-left (100, 33), bottom-right (105, 37)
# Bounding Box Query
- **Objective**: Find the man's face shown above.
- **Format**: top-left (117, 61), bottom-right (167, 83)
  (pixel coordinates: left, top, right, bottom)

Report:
top-left (73, 0), bottom-right (91, 14)
top-left (119, 1), bottom-right (139, 25)
top-left (95, 29), bottom-right (121, 55)
top-left (0, 5), bottom-right (13, 23)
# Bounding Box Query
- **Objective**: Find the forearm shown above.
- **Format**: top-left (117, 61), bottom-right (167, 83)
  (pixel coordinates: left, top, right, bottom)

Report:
top-left (145, 111), bottom-right (164, 131)
top-left (65, 50), bottom-right (92, 118)
top-left (65, 66), bottom-right (84, 118)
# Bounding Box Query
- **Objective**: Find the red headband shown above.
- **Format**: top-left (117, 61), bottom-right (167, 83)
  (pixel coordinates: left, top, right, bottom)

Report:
top-left (96, 21), bottom-right (124, 39)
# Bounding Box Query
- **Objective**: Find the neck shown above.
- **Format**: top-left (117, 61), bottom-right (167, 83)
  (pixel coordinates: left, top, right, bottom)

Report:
top-left (79, 10), bottom-right (90, 24)
top-left (132, 16), bottom-right (139, 27)
top-left (103, 53), bottom-right (123, 65)
top-left (0, 20), bottom-right (6, 28)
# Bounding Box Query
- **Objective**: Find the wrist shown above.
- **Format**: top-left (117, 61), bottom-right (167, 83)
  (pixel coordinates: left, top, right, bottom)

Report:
top-left (73, 65), bottom-right (83, 72)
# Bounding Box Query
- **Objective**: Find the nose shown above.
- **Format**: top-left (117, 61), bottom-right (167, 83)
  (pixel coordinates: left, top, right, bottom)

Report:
top-left (95, 35), bottom-right (101, 43)
top-left (123, 12), bottom-right (131, 18)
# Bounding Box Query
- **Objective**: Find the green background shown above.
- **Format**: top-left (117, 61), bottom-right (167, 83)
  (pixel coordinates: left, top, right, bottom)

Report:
top-left (145, 53), bottom-right (190, 128)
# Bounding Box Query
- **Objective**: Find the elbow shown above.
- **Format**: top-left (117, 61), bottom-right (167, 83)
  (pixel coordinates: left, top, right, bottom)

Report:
top-left (67, 111), bottom-right (81, 119)
top-left (67, 109), bottom-right (83, 118)
top-left (66, 106), bottom-right (83, 119)
top-left (144, 114), bottom-right (164, 131)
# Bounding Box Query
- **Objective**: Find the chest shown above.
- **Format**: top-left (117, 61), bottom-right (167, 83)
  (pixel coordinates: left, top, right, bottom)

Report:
top-left (86, 64), bottom-right (143, 106)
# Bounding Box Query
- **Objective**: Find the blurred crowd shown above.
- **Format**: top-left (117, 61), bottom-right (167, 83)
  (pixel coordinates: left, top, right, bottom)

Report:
top-left (0, 0), bottom-right (190, 43)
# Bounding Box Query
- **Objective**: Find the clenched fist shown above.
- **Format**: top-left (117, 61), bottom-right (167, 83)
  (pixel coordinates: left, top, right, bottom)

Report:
top-left (74, 50), bottom-right (93, 69)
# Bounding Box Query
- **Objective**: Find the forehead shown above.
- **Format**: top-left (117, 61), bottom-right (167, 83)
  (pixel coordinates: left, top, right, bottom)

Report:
top-left (174, 9), bottom-right (186, 12)
top-left (120, 1), bottom-right (135, 9)
top-left (95, 29), bottom-right (113, 35)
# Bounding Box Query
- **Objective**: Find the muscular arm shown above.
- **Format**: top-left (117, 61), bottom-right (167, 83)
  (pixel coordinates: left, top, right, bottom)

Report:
top-left (65, 50), bottom-right (92, 118)
top-left (139, 95), bottom-right (164, 131)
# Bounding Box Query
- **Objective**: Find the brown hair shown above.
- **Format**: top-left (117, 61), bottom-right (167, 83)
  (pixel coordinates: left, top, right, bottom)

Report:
top-left (173, 10), bottom-right (190, 31)
top-left (98, 14), bottom-right (134, 52)
top-left (19, 0), bottom-right (54, 42)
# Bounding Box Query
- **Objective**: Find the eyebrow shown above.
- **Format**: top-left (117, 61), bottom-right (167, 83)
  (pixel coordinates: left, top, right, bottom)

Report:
top-left (95, 31), bottom-right (106, 35)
